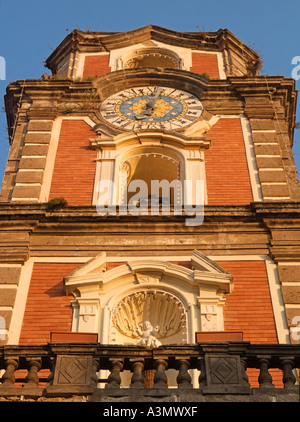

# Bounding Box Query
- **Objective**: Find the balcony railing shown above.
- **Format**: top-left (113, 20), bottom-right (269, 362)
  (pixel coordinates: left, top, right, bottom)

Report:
top-left (0, 342), bottom-right (299, 401)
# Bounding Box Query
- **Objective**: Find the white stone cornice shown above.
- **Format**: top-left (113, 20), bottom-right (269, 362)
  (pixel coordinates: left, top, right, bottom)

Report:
top-left (64, 251), bottom-right (233, 295)
top-left (90, 130), bottom-right (211, 151)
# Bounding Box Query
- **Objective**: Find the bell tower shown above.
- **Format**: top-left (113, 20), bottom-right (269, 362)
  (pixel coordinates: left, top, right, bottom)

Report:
top-left (0, 26), bottom-right (299, 392)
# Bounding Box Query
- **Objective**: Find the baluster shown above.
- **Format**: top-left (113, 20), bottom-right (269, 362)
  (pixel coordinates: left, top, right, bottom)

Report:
top-left (257, 357), bottom-right (274, 388)
top-left (46, 357), bottom-right (55, 386)
top-left (1, 358), bottom-right (18, 388)
top-left (280, 358), bottom-right (296, 389)
top-left (153, 359), bottom-right (168, 388)
top-left (198, 357), bottom-right (206, 388)
top-left (91, 358), bottom-right (100, 388)
top-left (240, 357), bottom-right (250, 386)
top-left (24, 358), bottom-right (41, 387)
top-left (105, 360), bottom-right (123, 389)
top-left (130, 359), bottom-right (145, 388)
top-left (176, 359), bottom-right (192, 388)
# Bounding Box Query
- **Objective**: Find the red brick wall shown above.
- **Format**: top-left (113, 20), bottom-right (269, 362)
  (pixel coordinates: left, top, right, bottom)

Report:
top-left (190, 52), bottom-right (220, 79)
top-left (220, 260), bottom-right (278, 343)
top-left (82, 54), bottom-right (110, 79)
top-left (20, 260), bottom-right (278, 343)
top-left (19, 263), bottom-right (79, 344)
top-left (205, 118), bottom-right (253, 205)
top-left (219, 259), bottom-right (281, 387)
top-left (49, 120), bottom-right (98, 205)
top-left (19, 259), bottom-right (282, 386)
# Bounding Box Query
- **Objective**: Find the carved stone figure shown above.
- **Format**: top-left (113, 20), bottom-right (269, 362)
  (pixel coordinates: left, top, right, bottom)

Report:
top-left (135, 321), bottom-right (162, 348)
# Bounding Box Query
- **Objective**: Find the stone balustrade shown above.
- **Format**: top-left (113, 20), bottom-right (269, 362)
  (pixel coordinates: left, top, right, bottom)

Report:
top-left (0, 342), bottom-right (299, 401)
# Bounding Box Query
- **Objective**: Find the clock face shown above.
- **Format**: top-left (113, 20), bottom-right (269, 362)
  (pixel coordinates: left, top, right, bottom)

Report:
top-left (100, 86), bottom-right (203, 131)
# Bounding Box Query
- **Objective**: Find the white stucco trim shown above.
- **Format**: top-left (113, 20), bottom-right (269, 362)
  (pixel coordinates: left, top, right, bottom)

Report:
top-left (265, 260), bottom-right (290, 344)
top-left (7, 260), bottom-right (34, 345)
top-left (240, 115), bottom-right (263, 201)
top-left (39, 116), bottom-right (97, 202)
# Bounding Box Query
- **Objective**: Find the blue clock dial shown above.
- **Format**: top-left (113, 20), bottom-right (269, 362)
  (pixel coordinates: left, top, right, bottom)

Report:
top-left (100, 86), bottom-right (203, 131)
top-left (119, 94), bottom-right (185, 123)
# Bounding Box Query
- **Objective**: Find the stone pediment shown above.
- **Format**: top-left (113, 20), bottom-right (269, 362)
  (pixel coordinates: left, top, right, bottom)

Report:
top-left (191, 249), bottom-right (233, 275)
top-left (64, 250), bottom-right (233, 295)
top-left (63, 250), bottom-right (234, 342)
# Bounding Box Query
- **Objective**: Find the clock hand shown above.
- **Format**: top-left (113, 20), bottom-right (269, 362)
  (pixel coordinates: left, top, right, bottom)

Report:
top-left (137, 88), bottom-right (162, 118)
top-left (134, 88), bottom-right (163, 120)
top-left (134, 113), bottom-right (147, 120)
top-left (146, 87), bottom-right (162, 109)
top-left (134, 105), bottom-right (154, 119)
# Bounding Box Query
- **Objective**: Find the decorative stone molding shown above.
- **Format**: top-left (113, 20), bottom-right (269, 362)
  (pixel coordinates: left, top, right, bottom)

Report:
top-left (197, 296), bottom-right (227, 332)
top-left (64, 250), bottom-right (233, 344)
top-left (134, 272), bottom-right (162, 284)
top-left (200, 354), bottom-right (250, 394)
top-left (90, 128), bottom-right (212, 150)
top-left (46, 355), bottom-right (95, 396)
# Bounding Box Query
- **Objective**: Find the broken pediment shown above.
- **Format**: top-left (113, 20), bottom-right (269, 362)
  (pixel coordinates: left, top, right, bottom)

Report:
top-left (64, 250), bottom-right (233, 295)
top-left (64, 250), bottom-right (234, 342)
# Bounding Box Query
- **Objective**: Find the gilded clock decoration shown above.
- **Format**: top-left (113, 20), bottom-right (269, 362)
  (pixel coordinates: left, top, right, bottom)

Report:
top-left (100, 86), bottom-right (203, 131)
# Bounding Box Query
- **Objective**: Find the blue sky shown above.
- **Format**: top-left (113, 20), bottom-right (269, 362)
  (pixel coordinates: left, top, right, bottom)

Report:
top-left (0, 0), bottom-right (300, 183)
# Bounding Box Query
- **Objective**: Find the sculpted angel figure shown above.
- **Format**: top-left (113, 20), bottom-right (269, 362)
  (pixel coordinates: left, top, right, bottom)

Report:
top-left (135, 320), bottom-right (162, 348)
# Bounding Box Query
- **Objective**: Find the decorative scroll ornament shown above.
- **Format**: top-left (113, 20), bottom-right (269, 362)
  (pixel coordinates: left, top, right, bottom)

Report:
top-left (112, 290), bottom-right (186, 340)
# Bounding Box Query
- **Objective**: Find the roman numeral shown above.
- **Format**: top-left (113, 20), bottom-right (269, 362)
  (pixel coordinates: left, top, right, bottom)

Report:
top-left (181, 97), bottom-right (196, 102)
top-left (169, 121), bottom-right (183, 128)
top-left (188, 105), bottom-right (203, 110)
top-left (182, 115), bottom-right (197, 121)
top-left (120, 121), bottom-right (132, 128)
top-left (103, 113), bottom-right (118, 119)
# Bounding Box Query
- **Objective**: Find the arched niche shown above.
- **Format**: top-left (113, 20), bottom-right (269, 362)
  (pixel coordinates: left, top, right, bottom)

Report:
top-left (121, 47), bottom-right (181, 70)
top-left (118, 145), bottom-right (183, 206)
top-left (110, 289), bottom-right (188, 345)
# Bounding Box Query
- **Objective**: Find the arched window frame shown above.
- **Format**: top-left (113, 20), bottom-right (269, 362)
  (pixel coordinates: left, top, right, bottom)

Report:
top-left (90, 130), bottom-right (211, 209)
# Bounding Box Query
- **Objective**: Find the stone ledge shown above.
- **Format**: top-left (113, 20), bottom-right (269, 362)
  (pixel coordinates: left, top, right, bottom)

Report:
top-left (0, 386), bottom-right (42, 398)
top-left (88, 387), bottom-right (299, 403)
top-left (45, 384), bottom-right (94, 397)
top-left (0, 387), bottom-right (298, 402)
